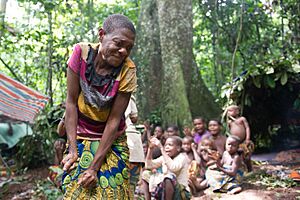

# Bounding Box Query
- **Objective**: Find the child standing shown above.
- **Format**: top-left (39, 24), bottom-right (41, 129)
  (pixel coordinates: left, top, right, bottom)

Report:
top-left (144, 136), bottom-right (191, 200)
top-left (226, 105), bottom-right (254, 172)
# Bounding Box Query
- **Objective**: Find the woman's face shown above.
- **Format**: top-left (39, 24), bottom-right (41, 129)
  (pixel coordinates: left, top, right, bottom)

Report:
top-left (99, 28), bottom-right (135, 67)
top-left (164, 138), bottom-right (180, 158)
top-left (208, 120), bottom-right (221, 136)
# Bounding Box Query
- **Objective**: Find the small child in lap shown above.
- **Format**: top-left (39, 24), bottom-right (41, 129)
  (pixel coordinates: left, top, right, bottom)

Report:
top-left (143, 136), bottom-right (191, 200)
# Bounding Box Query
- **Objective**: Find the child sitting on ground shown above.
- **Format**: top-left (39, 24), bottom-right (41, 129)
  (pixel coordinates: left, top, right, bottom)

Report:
top-left (143, 136), bottom-right (191, 200)
top-left (205, 135), bottom-right (244, 194)
top-left (226, 105), bottom-right (254, 172)
top-left (182, 136), bottom-right (195, 163)
top-left (188, 138), bottom-right (219, 197)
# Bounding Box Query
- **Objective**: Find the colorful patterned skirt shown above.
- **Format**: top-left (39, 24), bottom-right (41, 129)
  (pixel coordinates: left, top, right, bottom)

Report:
top-left (205, 164), bottom-right (244, 192)
top-left (62, 135), bottom-right (130, 200)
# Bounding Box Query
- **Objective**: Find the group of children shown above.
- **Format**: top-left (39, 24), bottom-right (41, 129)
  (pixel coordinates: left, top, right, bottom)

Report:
top-left (136, 105), bottom-right (254, 199)
top-left (50, 104), bottom-right (254, 199)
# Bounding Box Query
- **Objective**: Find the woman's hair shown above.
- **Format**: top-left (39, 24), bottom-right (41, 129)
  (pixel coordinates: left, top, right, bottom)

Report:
top-left (103, 14), bottom-right (136, 34)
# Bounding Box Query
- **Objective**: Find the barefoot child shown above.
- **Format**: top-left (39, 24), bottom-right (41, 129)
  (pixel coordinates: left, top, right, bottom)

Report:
top-left (205, 135), bottom-right (244, 194)
top-left (226, 105), bottom-right (254, 171)
top-left (144, 136), bottom-right (191, 200)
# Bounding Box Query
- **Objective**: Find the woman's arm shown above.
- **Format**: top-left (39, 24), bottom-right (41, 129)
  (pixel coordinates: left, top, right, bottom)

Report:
top-left (78, 92), bottom-right (131, 187)
top-left (61, 68), bottom-right (80, 171)
top-left (90, 92), bottom-right (131, 170)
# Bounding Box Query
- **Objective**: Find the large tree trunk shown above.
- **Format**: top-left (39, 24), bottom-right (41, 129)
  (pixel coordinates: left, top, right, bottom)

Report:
top-left (156, 0), bottom-right (192, 126)
top-left (173, 0), bottom-right (220, 119)
top-left (134, 0), bottom-right (220, 125)
top-left (133, 0), bottom-right (163, 120)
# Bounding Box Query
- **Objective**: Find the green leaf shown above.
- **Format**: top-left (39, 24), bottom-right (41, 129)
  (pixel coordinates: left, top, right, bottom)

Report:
top-left (252, 76), bottom-right (261, 88)
top-left (280, 72), bottom-right (288, 85)
top-left (266, 76), bottom-right (276, 88)
top-left (265, 67), bottom-right (274, 74)
top-left (292, 63), bottom-right (300, 73)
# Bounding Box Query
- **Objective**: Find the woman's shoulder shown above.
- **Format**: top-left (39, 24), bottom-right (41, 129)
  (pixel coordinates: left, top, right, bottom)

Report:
top-left (75, 42), bottom-right (99, 60)
top-left (124, 57), bottom-right (136, 69)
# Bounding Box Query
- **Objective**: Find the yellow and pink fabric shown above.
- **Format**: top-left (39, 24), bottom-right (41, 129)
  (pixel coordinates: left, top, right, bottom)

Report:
top-left (62, 43), bottom-right (137, 199)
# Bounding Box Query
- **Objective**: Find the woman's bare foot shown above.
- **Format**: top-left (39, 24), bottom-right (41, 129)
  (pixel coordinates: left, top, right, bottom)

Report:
top-left (228, 186), bottom-right (242, 194)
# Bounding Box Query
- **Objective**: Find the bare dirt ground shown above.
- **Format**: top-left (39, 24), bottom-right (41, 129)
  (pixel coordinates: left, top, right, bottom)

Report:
top-left (1, 149), bottom-right (300, 200)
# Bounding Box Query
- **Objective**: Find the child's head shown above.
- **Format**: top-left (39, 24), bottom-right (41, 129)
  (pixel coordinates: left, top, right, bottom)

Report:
top-left (166, 125), bottom-right (180, 136)
top-left (208, 119), bottom-right (222, 136)
top-left (164, 136), bottom-right (182, 158)
top-left (227, 105), bottom-right (240, 118)
top-left (198, 138), bottom-right (215, 161)
top-left (182, 136), bottom-right (193, 153)
top-left (143, 142), bottom-right (148, 156)
top-left (153, 125), bottom-right (164, 139)
top-left (226, 136), bottom-right (240, 155)
top-left (193, 117), bottom-right (206, 133)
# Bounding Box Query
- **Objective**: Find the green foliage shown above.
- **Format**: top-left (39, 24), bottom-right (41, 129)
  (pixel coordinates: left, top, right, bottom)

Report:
top-left (245, 170), bottom-right (299, 188)
top-left (33, 179), bottom-right (63, 200)
top-left (15, 105), bottom-right (64, 168)
top-left (148, 109), bottom-right (162, 126)
top-left (193, 0), bottom-right (300, 102)
top-left (220, 55), bottom-right (300, 107)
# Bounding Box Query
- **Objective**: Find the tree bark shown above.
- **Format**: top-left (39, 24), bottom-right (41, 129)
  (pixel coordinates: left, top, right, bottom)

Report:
top-left (156, 0), bottom-right (192, 126)
top-left (135, 0), bottom-right (220, 125)
top-left (133, 0), bottom-right (163, 120)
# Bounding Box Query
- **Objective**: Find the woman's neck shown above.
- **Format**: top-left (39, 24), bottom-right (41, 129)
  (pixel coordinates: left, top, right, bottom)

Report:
top-left (94, 54), bottom-right (112, 75)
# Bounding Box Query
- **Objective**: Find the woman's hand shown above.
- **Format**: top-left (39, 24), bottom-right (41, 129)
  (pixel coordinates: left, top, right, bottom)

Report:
top-left (78, 169), bottom-right (98, 188)
top-left (61, 151), bottom-right (78, 172)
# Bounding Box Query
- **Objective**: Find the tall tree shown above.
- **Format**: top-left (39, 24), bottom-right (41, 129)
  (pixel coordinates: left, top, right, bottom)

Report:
top-left (135, 0), bottom-right (220, 126)
top-left (133, 0), bottom-right (163, 121)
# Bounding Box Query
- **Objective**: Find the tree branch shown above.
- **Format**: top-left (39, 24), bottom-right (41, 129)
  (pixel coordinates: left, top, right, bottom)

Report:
top-left (0, 57), bottom-right (24, 83)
